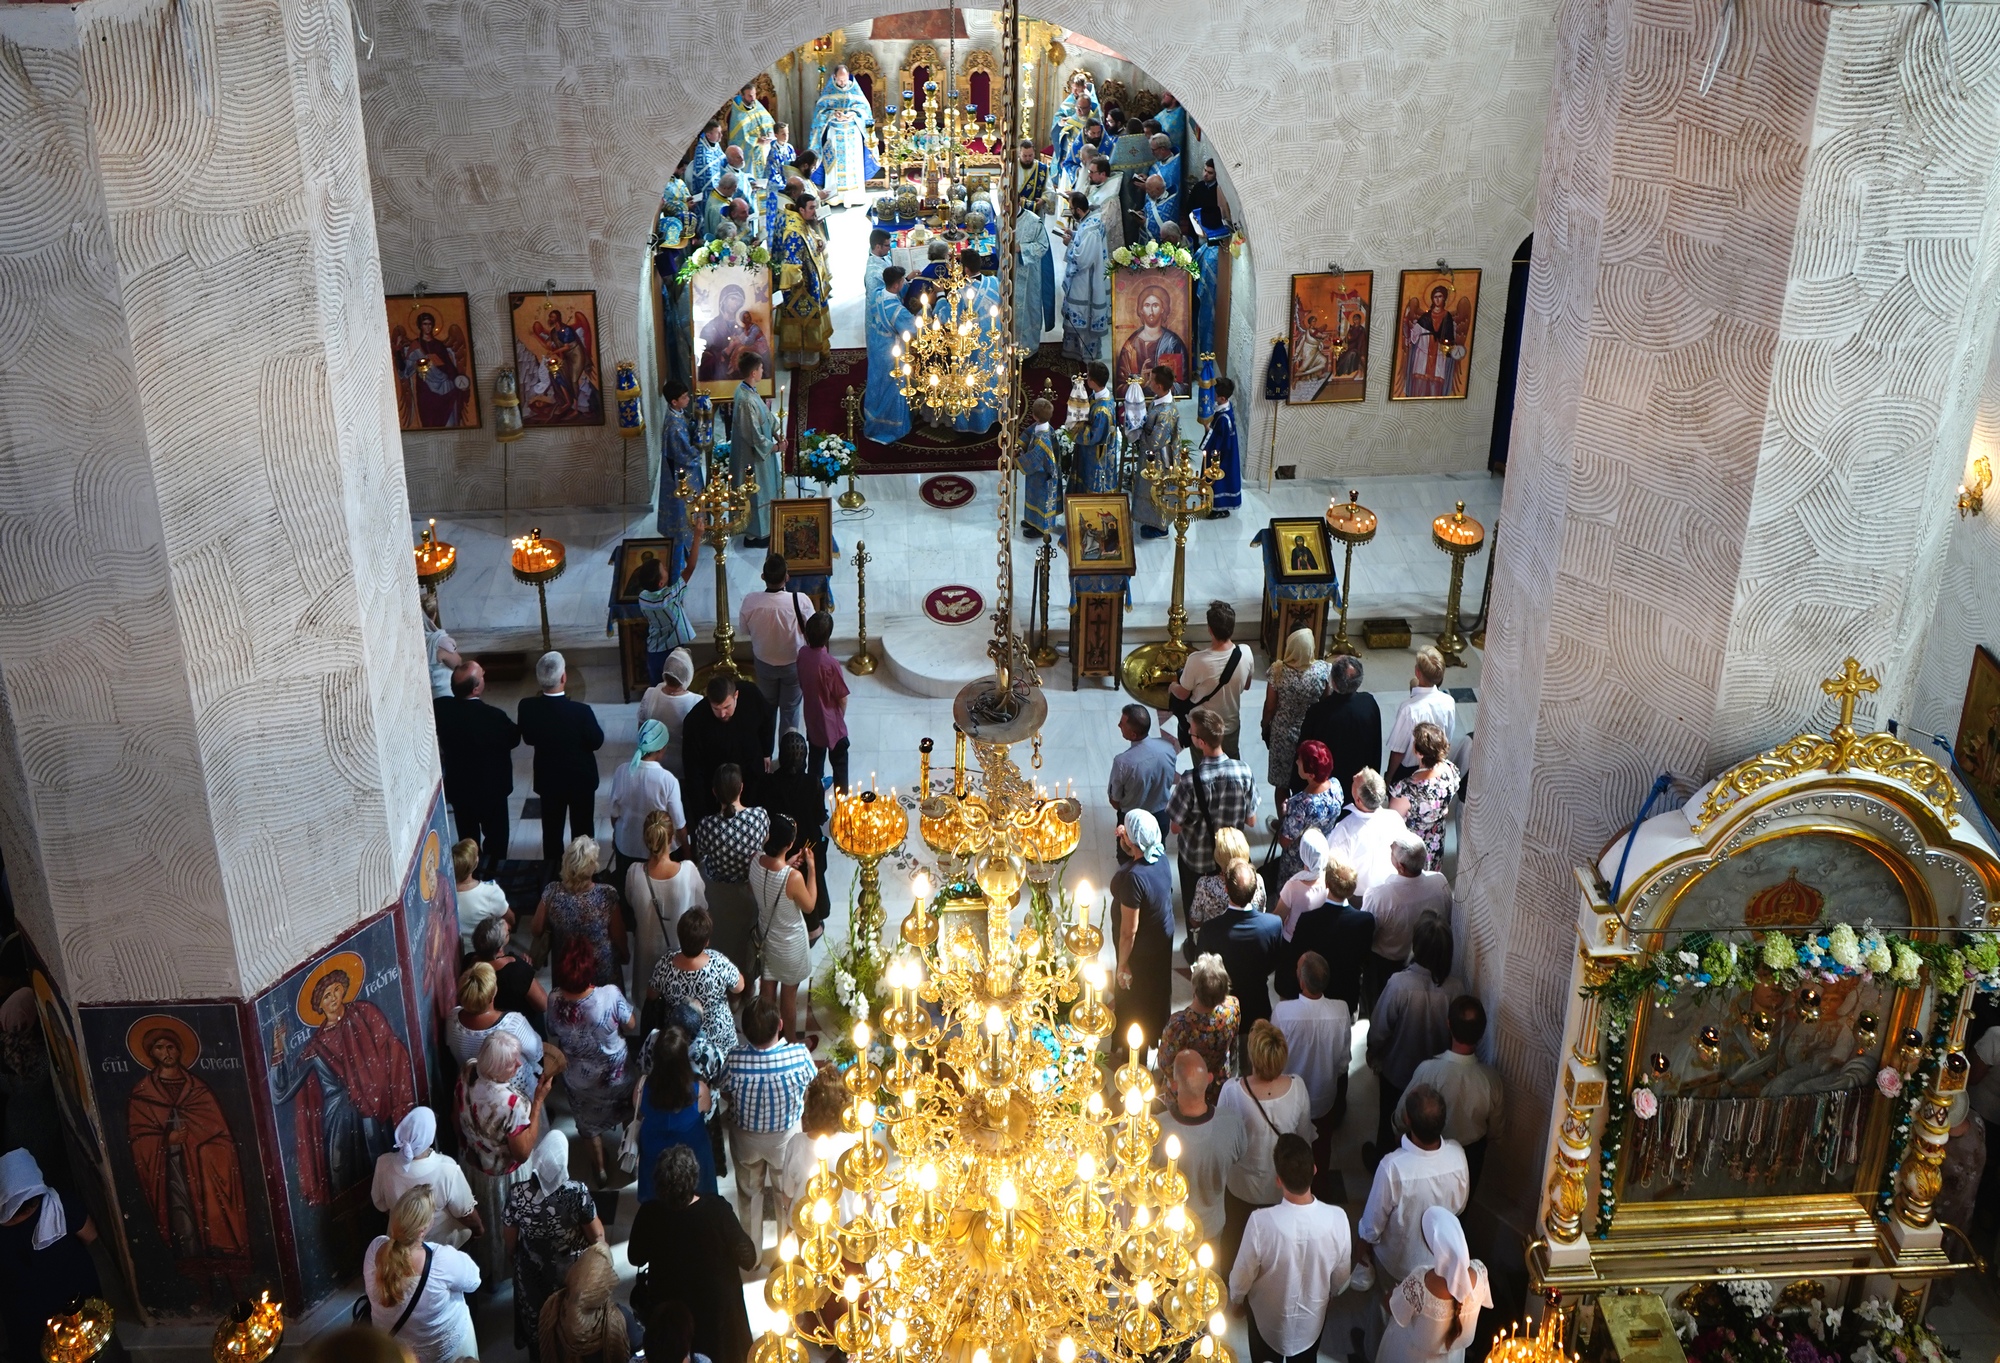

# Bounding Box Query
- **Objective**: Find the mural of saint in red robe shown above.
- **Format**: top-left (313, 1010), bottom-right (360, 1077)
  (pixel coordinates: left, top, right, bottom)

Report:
top-left (125, 1017), bottom-right (251, 1306)
top-left (268, 952), bottom-right (417, 1207)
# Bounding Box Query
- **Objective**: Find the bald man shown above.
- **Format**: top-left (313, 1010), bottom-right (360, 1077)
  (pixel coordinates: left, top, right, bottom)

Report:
top-left (1158, 1048), bottom-right (1248, 1245)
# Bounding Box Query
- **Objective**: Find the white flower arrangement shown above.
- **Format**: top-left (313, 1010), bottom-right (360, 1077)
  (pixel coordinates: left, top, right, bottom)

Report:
top-left (674, 236), bottom-right (773, 283)
top-left (1108, 240), bottom-right (1200, 277)
top-left (1724, 1278), bottom-right (1777, 1317)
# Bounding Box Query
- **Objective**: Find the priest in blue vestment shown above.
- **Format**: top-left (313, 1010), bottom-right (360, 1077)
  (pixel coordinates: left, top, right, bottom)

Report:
top-left (1019, 398), bottom-right (1063, 539)
top-left (1061, 191), bottom-right (1111, 363)
top-left (1014, 201), bottom-right (1051, 352)
top-left (688, 120), bottom-right (726, 203)
top-left (731, 353), bottom-right (781, 546)
top-left (948, 255), bottom-right (1004, 434)
top-left (808, 67), bottom-right (876, 207)
top-left (1201, 376), bottom-right (1241, 515)
top-left (1074, 361), bottom-right (1119, 493)
top-left (865, 266), bottom-right (914, 446)
top-left (764, 126), bottom-right (795, 251)
top-left (655, 380), bottom-right (705, 578)
top-left (726, 86), bottom-right (774, 161)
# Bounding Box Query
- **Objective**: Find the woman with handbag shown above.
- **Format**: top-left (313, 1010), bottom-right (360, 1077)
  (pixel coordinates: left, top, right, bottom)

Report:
top-left (457, 1030), bottom-right (552, 1278)
top-left (633, 1025), bottom-right (715, 1201)
top-left (545, 938), bottom-right (637, 1186)
top-left (624, 810), bottom-right (706, 1023)
top-left (361, 1186), bottom-right (482, 1363)
top-left (1215, 1019), bottom-right (1313, 1278)
top-left (748, 813), bottom-right (816, 1045)
top-left (504, 1130), bottom-right (603, 1360)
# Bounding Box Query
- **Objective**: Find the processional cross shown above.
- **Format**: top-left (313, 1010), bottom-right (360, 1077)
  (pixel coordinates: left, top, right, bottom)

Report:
top-left (1821, 656), bottom-right (1880, 769)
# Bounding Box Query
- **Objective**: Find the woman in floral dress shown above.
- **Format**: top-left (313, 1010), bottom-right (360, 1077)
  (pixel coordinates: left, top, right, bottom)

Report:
top-left (530, 836), bottom-right (625, 988)
top-left (1259, 630), bottom-right (1330, 806)
top-left (458, 1029), bottom-right (551, 1277)
top-left (647, 906), bottom-right (744, 1072)
top-left (545, 938), bottom-right (636, 1185)
top-left (503, 1130), bottom-right (603, 1356)
top-left (1154, 954), bottom-right (1240, 1105)
top-left (1273, 740), bottom-right (1343, 882)
top-left (1388, 721), bottom-right (1462, 866)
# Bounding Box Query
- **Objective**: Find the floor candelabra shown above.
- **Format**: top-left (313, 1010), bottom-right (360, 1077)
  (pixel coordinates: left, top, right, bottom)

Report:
top-left (1121, 439), bottom-right (1224, 706)
top-left (510, 528), bottom-right (566, 655)
top-left (1323, 489), bottom-right (1376, 658)
top-left (680, 468), bottom-right (758, 685)
top-left (1432, 499), bottom-right (1486, 667)
top-left (847, 541), bottom-right (879, 675)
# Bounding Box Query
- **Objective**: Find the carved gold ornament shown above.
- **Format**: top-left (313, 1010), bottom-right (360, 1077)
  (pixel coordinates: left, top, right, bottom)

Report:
top-left (1693, 658), bottom-right (1958, 831)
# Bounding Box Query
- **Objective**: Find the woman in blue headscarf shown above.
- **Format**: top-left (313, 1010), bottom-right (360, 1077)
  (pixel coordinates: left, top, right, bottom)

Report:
top-left (1111, 809), bottom-right (1176, 1059)
top-left (807, 65), bottom-right (877, 207)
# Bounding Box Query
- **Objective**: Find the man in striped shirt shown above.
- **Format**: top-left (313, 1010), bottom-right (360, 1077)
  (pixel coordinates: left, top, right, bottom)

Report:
top-left (721, 997), bottom-right (818, 1243)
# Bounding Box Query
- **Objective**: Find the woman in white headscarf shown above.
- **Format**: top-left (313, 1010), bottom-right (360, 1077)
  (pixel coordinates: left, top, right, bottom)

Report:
top-left (1277, 827), bottom-right (1331, 935)
top-left (503, 1130), bottom-right (604, 1354)
top-left (1378, 1205), bottom-right (1491, 1363)
top-left (1112, 809), bottom-right (1177, 1053)
top-left (371, 1107), bottom-right (480, 1247)
top-left (0, 1147), bottom-right (103, 1355)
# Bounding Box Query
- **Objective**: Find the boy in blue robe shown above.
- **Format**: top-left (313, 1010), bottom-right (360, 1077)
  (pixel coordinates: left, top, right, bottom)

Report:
top-left (864, 266), bottom-right (915, 445)
top-left (1074, 362), bottom-right (1119, 493)
top-left (1201, 376), bottom-right (1241, 515)
top-left (1019, 398), bottom-right (1063, 539)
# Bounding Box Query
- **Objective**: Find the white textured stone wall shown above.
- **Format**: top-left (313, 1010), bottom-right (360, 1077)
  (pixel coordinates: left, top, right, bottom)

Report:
top-left (0, 0), bottom-right (438, 1003)
top-left (358, 0), bottom-right (1558, 512)
top-left (1909, 331), bottom-right (2000, 749)
top-left (1458, 0), bottom-right (2000, 1234)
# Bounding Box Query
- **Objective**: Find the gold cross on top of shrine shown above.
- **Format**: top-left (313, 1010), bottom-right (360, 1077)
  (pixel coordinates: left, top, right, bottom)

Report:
top-left (1821, 657), bottom-right (1880, 770)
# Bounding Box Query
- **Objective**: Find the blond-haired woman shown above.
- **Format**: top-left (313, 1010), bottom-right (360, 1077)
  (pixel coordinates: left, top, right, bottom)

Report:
top-left (625, 809), bottom-right (706, 1015)
top-left (1216, 1018), bottom-right (1314, 1277)
top-left (1185, 825), bottom-right (1267, 951)
top-left (530, 836), bottom-right (625, 989)
top-left (362, 1186), bottom-right (482, 1363)
top-left (448, 962), bottom-right (543, 1092)
top-left (1259, 628), bottom-right (1331, 803)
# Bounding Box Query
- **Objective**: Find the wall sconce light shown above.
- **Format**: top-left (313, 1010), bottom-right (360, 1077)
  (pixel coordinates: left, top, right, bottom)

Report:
top-left (1958, 453), bottom-right (1990, 517)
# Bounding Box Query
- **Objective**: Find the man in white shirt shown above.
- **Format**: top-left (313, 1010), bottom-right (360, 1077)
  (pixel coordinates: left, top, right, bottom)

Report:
top-left (1158, 1048), bottom-right (1247, 1244)
top-left (1325, 768), bottom-right (1407, 899)
top-left (1362, 832), bottom-right (1453, 983)
top-left (1167, 601), bottom-right (1254, 757)
top-left (737, 552), bottom-right (816, 735)
top-left (1229, 1133), bottom-right (1352, 1363)
top-left (1385, 647), bottom-right (1456, 780)
top-left (1398, 995), bottom-right (1504, 1192)
top-left (1357, 1084), bottom-right (1469, 1286)
top-left (1270, 952), bottom-right (1352, 1187)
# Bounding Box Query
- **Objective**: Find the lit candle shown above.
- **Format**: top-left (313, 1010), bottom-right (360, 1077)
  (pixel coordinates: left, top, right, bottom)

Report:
top-left (985, 1004), bottom-right (1005, 1072)
top-left (1074, 879), bottom-right (1092, 927)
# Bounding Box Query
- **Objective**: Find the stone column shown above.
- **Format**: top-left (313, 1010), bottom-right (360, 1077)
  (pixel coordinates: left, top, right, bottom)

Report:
top-left (0, 0), bottom-right (442, 1318)
top-left (1461, 0), bottom-right (2000, 1236)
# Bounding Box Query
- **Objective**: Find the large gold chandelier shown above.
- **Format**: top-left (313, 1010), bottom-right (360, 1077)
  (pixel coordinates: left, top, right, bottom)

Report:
top-left (756, 871), bottom-right (1232, 1363)
top-left (790, 7), bottom-right (1226, 1359)
top-left (892, 253), bottom-right (1003, 422)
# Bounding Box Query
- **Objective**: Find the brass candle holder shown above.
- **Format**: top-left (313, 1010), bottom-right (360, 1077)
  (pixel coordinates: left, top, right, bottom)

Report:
top-left (838, 386), bottom-right (867, 511)
top-left (42, 1299), bottom-right (114, 1363)
top-left (830, 782), bottom-right (909, 946)
top-left (1324, 489), bottom-right (1376, 658)
top-left (1120, 439), bottom-right (1223, 706)
top-left (509, 527), bottom-right (567, 655)
top-left (211, 1293), bottom-right (284, 1363)
top-left (847, 541), bottom-right (878, 675)
top-left (1031, 537), bottom-right (1058, 668)
top-left (413, 518), bottom-right (457, 589)
top-left (1431, 499), bottom-right (1485, 667)
top-left (679, 466), bottom-right (758, 685)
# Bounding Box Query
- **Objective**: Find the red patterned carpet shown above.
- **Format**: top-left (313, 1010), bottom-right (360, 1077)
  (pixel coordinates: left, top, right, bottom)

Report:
top-left (785, 344), bottom-right (1081, 475)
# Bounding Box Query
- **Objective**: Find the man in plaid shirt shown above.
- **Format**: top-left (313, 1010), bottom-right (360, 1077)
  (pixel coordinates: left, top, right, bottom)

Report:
top-left (1167, 706), bottom-right (1258, 926)
top-left (721, 997), bottom-right (817, 1242)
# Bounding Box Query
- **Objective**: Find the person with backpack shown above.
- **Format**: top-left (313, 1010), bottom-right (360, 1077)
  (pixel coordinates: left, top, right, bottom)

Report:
top-left (1166, 600), bottom-right (1254, 756)
top-left (1167, 706), bottom-right (1258, 923)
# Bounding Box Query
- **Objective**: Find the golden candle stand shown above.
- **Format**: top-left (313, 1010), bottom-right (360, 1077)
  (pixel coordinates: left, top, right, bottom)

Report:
top-left (1030, 536), bottom-right (1059, 668)
top-left (837, 386), bottom-right (867, 512)
top-left (1431, 499), bottom-right (1485, 667)
top-left (1324, 489), bottom-right (1377, 658)
top-left (1120, 438), bottom-right (1224, 707)
top-left (41, 1298), bottom-right (114, 1363)
top-left (211, 1292), bottom-right (284, 1363)
top-left (846, 541), bottom-right (878, 675)
top-left (678, 466), bottom-right (759, 686)
top-left (413, 518), bottom-right (457, 590)
top-left (509, 527), bottom-right (566, 655)
top-left (829, 780), bottom-right (909, 946)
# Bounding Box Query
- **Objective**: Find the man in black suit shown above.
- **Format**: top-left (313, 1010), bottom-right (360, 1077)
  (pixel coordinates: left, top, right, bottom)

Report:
top-left (434, 661), bottom-right (520, 873)
top-left (680, 672), bottom-right (776, 826)
top-left (1293, 653), bottom-right (1380, 802)
top-left (516, 650), bottom-right (604, 864)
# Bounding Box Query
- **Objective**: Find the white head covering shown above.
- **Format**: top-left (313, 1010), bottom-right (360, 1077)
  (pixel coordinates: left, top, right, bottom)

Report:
top-left (394, 1107), bottom-right (436, 1163)
top-left (1421, 1205), bottom-right (1491, 1315)
top-left (1122, 809), bottom-right (1165, 865)
top-left (530, 1129), bottom-right (571, 1199)
top-left (1296, 827), bottom-right (1329, 878)
top-left (663, 649), bottom-right (695, 687)
top-left (1278, 828), bottom-right (1332, 940)
top-left (0, 1148), bottom-right (67, 1250)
